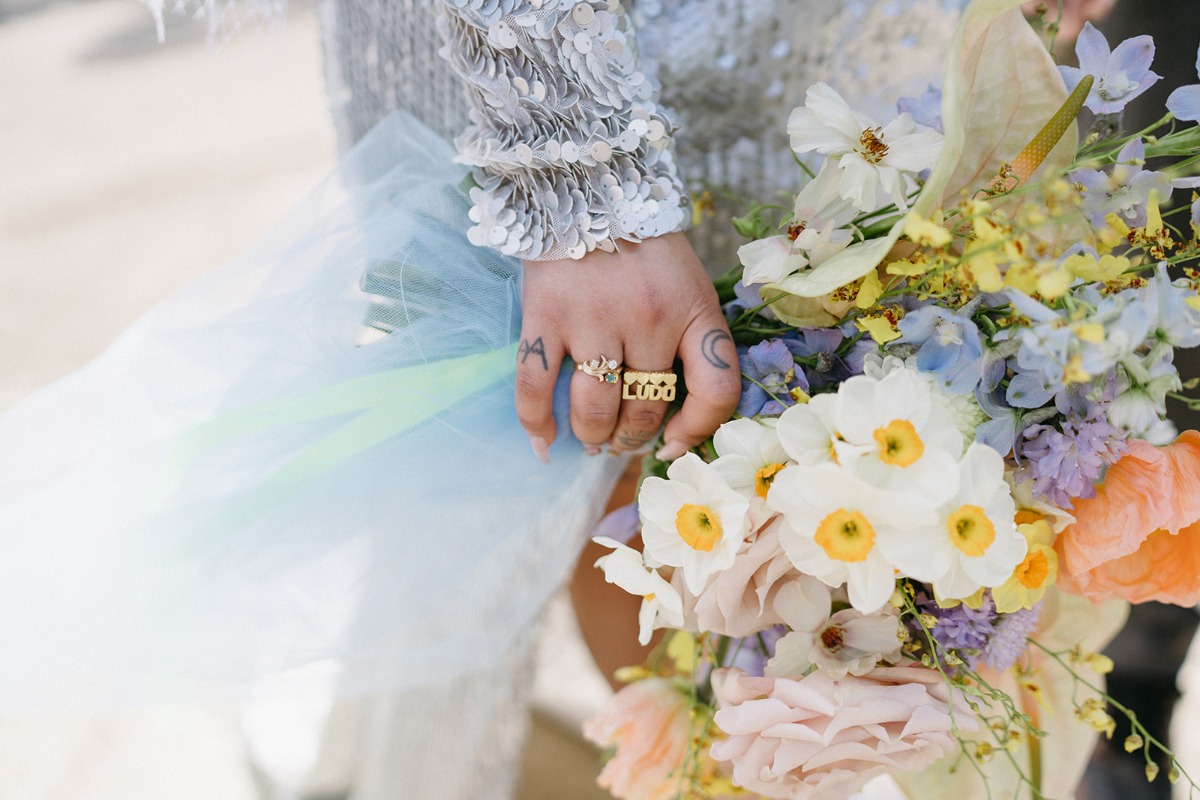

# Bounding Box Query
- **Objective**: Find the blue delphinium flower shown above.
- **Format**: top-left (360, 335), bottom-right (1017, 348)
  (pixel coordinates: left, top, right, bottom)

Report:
top-left (737, 338), bottom-right (809, 417)
top-left (1168, 46), bottom-right (1200, 121)
top-left (1109, 348), bottom-right (1182, 442)
top-left (1059, 23), bottom-right (1160, 115)
top-left (1019, 409), bottom-right (1127, 509)
top-left (1071, 139), bottom-right (1173, 228)
top-left (897, 305), bottom-right (985, 394)
top-left (782, 328), bottom-right (868, 390)
top-left (983, 603), bottom-right (1043, 672)
top-left (1003, 287), bottom-right (1151, 410)
top-left (1141, 264), bottom-right (1200, 348)
top-left (724, 280), bottom-right (778, 321)
top-left (897, 85), bottom-right (944, 133)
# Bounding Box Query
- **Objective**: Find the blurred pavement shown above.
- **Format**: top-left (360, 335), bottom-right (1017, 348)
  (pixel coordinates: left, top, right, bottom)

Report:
top-left (0, 0), bottom-right (610, 797)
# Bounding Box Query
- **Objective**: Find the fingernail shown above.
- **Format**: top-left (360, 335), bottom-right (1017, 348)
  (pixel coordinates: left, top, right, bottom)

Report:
top-left (584, 444), bottom-right (602, 456)
top-left (530, 436), bottom-right (552, 464)
top-left (655, 440), bottom-right (689, 461)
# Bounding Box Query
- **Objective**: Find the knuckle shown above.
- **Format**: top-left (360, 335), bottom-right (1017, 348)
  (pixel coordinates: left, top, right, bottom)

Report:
top-left (626, 408), bottom-right (664, 430)
top-left (514, 369), bottom-right (548, 400)
top-left (711, 371), bottom-right (744, 405)
top-left (573, 401), bottom-right (615, 428)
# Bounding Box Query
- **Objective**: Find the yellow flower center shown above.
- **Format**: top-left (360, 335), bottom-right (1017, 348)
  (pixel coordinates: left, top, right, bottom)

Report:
top-left (1015, 548), bottom-right (1051, 589)
top-left (1014, 509), bottom-right (1045, 526)
top-left (858, 127), bottom-right (890, 164)
top-left (814, 508), bottom-right (876, 562)
top-left (873, 419), bottom-right (925, 467)
top-left (754, 463), bottom-right (786, 500)
top-left (675, 504), bottom-right (723, 552)
top-left (947, 505), bottom-right (996, 557)
top-left (643, 593), bottom-right (657, 603)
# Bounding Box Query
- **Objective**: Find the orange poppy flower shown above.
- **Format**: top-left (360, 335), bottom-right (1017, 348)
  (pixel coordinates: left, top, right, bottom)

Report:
top-left (1055, 431), bottom-right (1200, 605)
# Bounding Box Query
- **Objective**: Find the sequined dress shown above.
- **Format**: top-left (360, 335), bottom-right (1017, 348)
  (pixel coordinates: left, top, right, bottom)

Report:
top-left (316, 0), bottom-right (963, 267)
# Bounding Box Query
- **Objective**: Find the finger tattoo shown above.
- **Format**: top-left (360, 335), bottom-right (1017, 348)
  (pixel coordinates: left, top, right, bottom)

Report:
top-left (519, 337), bottom-right (549, 371)
top-left (700, 329), bottom-right (734, 370)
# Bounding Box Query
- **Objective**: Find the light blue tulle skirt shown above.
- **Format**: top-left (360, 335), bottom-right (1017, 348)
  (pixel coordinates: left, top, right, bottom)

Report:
top-left (0, 112), bottom-right (624, 710)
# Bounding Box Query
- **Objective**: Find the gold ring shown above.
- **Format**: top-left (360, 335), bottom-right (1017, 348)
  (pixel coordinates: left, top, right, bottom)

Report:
top-left (622, 370), bottom-right (678, 402)
top-left (575, 355), bottom-right (623, 384)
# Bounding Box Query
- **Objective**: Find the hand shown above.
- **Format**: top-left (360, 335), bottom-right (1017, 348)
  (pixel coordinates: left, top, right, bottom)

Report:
top-left (516, 232), bottom-right (741, 461)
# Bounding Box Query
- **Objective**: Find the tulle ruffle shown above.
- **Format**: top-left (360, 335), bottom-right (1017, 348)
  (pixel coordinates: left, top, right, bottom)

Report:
top-left (0, 111), bottom-right (623, 710)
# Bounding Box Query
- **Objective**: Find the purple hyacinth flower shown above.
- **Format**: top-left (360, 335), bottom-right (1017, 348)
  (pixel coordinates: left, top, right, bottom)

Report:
top-left (1168, 46), bottom-right (1200, 122)
top-left (983, 604), bottom-right (1042, 672)
top-left (1059, 23), bottom-right (1160, 115)
top-left (911, 591), bottom-right (998, 671)
top-left (1019, 410), bottom-right (1128, 509)
top-left (737, 338), bottom-right (808, 417)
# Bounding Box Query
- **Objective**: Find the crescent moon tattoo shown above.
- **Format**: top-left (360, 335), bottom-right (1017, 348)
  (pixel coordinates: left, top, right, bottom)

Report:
top-left (701, 329), bottom-right (734, 369)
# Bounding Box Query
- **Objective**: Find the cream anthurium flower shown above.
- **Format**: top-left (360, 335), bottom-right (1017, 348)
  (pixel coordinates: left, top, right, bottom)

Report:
top-left (639, 453), bottom-right (751, 595)
top-left (767, 462), bottom-right (935, 613)
top-left (774, 392), bottom-right (841, 466)
top-left (738, 163), bottom-right (858, 286)
top-left (711, 417), bottom-right (789, 524)
top-left (592, 536), bottom-right (685, 645)
top-left (882, 444), bottom-right (1025, 602)
top-left (766, 580), bottom-right (902, 679)
top-left (831, 367), bottom-right (963, 504)
top-left (787, 82), bottom-right (943, 212)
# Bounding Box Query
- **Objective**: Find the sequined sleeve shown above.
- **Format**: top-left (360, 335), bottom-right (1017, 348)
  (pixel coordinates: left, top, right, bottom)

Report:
top-left (436, 0), bottom-right (689, 260)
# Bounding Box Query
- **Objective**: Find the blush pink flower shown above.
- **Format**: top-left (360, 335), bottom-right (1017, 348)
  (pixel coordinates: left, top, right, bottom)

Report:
top-left (709, 666), bottom-right (962, 799)
top-left (1055, 431), bottom-right (1200, 605)
top-left (582, 678), bottom-right (692, 800)
top-left (677, 521), bottom-right (804, 637)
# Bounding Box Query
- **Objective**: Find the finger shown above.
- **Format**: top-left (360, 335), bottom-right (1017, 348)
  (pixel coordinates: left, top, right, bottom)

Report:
top-left (607, 342), bottom-right (676, 454)
top-left (658, 315), bottom-right (741, 460)
top-left (515, 329), bottom-right (565, 462)
top-left (569, 344), bottom-right (624, 453)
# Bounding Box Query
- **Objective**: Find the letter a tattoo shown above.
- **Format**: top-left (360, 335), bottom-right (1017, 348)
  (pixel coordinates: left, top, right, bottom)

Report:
top-left (519, 337), bottom-right (549, 371)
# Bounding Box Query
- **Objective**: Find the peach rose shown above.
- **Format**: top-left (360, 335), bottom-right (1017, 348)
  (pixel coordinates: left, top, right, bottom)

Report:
top-left (1055, 431), bottom-right (1200, 605)
top-left (582, 678), bottom-right (692, 800)
top-left (677, 521), bottom-right (803, 637)
top-left (709, 665), bottom-right (962, 799)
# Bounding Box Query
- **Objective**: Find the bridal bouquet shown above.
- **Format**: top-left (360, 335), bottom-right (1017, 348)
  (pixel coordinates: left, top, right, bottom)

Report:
top-left (583, 1), bottom-right (1200, 798)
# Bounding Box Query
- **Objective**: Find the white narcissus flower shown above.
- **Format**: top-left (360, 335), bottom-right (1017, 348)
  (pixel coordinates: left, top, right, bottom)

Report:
top-left (639, 453), bottom-right (752, 595)
top-left (882, 444), bottom-right (1025, 601)
top-left (787, 82), bottom-right (943, 212)
top-left (738, 163), bottom-right (857, 285)
top-left (592, 536), bottom-right (685, 646)
top-left (766, 580), bottom-right (902, 679)
top-left (774, 393), bottom-right (840, 467)
top-left (711, 417), bottom-right (789, 524)
top-left (767, 463), bottom-right (935, 612)
top-left (831, 367), bottom-right (965, 504)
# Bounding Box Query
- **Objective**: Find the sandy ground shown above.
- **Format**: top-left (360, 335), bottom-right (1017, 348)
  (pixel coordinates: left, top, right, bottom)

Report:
top-left (0, 0), bottom-right (611, 797)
